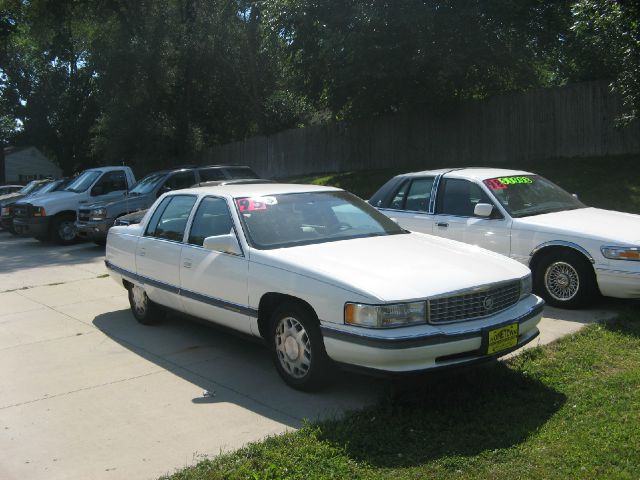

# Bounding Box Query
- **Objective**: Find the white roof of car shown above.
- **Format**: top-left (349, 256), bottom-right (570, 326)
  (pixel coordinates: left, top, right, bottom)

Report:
top-left (176, 183), bottom-right (342, 198)
top-left (402, 167), bottom-right (534, 180)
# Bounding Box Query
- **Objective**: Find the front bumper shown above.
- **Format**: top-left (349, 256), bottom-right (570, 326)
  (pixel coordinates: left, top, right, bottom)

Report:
top-left (13, 216), bottom-right (50, 237)
top-left (321, 296), bottom-right (544, 374)
top-left (596, 266), bottom-right (640, 298)
top-left (0, 216), bottom-right (12, 230)
top-left (76, 220), bottom-right (112, 241)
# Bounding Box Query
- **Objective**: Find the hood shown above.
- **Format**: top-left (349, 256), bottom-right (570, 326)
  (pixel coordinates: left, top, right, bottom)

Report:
top-left (254, 232), bottom-right (530, 302)
top-left (0, 192), bottom-right (25, 205)
top-left (80, 193), bottom-right (143, 211)
top-left (17, 190), bottom-right (80, 208)
top-left (516, 207), bottom-right (640, 244)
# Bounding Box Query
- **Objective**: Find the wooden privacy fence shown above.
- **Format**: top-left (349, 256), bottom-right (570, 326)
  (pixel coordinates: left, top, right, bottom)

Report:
top-left (201, 80), bottom-right (640, 178)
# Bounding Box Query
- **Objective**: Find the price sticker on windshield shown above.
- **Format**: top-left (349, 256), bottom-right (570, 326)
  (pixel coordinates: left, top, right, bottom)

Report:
top-left (484, 176), bottom-right (533, 189)
top-left (235, 196), bottom-right (277, 212)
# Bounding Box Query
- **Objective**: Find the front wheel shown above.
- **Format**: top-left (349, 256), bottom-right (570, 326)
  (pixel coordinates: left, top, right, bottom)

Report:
top-left (127, 284), bottom-right (164, 325)
top-left (533, 250), bottom-right (598, 309)
top-left (269, 302), bottom-right (331, 391)
top-left (50, 215), bottom-right (78, 245)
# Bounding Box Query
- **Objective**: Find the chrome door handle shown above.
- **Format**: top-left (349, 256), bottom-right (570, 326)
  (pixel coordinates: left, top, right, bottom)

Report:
top-left (139, 248), bottom-right (146, 256)
top-left (436, 222), bottom-right (449, 228)
top-left (183, 259), bottom-right (192, 269)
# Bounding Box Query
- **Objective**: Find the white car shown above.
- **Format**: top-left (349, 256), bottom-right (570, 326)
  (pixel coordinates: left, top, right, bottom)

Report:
top-left (105, 183), bottom-right (543, 390)
top-left (369, 168), bottom-right (640, 309)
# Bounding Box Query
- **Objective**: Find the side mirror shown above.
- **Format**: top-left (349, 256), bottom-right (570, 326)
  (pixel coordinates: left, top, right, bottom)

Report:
top-left (203, 234), bottom-right (242, 255)
top-left (91, 185), bottom-right (104, 196)
top-left (474, 203), bottom-right (494, 218)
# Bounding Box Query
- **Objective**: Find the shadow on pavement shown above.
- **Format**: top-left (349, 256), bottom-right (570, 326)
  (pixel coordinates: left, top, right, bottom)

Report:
top-left (92, 308), bottom-right (388, 428)
top-left (0, 231), bottom-right (104, 274)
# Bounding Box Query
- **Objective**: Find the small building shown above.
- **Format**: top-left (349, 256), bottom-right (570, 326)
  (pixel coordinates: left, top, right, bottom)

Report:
top-left (3, 146), bottom-right (63, 184)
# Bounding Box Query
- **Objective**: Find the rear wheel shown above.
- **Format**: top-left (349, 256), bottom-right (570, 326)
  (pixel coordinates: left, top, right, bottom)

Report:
top-left (127, 284), bottom-right (165, 325)
top-left (269, 302), bottom-right (331, 391)
top-left (533, 249), bottom-right (597, 309)
top-left (50, 214), bottom-right (77, 245)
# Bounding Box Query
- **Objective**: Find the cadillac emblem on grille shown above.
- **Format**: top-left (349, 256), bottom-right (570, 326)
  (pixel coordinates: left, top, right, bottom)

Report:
top-left (483, 296), bottom-right (494, 310)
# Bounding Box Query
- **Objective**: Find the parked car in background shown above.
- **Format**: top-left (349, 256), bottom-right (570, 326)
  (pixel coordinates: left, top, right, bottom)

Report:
top-left (1, 178), bottom-right (72, 232)
top-left (105, 183), bottom-right (542, 390)
top-left (0, 185), bottom-right (23, 196)
top-left (76, 165), bottom-right (261, 244)
top-left (0, 179), bottom-right (47, 206)
top-left (369, 168), bottom-right (640, 308)
top-left (13, 166), bottom-right (136, 244)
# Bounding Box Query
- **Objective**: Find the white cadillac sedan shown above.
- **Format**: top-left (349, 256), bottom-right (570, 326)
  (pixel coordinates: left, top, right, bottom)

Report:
top-left (105, 183), bottom-right (543, 390)
top-left (369, 168), bottom-right (640, 309)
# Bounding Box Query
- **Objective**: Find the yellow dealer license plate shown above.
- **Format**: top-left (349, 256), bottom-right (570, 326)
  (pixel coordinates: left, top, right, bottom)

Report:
top-left (487, 323), bottom-right (519, 355)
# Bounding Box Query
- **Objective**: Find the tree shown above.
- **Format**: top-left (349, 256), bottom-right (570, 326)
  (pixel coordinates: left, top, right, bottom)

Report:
top-left (571, 0), bottom-right (640, 122)
top-left (261, 0), bottom-right (575, 119)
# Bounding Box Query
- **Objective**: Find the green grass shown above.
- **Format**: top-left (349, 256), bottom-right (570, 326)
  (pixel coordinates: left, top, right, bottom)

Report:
top-left (286, 155), bottom-right (640, 214)
top-left (163, 310), bottom-right (640, 480)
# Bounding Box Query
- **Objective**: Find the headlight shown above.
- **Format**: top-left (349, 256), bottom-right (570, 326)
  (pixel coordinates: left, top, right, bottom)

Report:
top-left (519, 274), bottom-right (532, 299)
top-left (601, 246), bottom-right (640, 261)
top-left (1, 207), bottom-right (10, 216)
top-left (90, 208), bottom-right (107, 221)
top-left (344, 301), bottom-right (426, 328)
top-left (32, 206), bottom-right (46, 217)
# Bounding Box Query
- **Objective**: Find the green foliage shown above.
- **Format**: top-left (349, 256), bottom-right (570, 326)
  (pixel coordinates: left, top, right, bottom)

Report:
top-left (570, 0), bottom-right (640, 122)
top-left (0, 1), bottom-right (637, 173)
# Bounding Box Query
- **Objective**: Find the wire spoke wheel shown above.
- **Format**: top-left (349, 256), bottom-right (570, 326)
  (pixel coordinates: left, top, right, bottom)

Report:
top-left (544, 261), bottom-right (580, 301)
top-left (274, 316), bottom-right (312, 379)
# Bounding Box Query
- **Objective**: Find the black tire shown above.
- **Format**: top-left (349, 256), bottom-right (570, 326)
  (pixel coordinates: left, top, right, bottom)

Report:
top-left (127, 284), bottom-right (165, 325)
top-left (533, 249), bottom-right (598, 309)
top-left (269, 302), bottom-right (332, 391)
top-left (50, 214), bottom-right (78, 245)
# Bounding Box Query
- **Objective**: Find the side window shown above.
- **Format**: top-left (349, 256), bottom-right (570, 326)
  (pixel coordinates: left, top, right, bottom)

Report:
top-left (145, 195), bottom-right (197, 242)
top-left (388, 180), bottom-right (410, 209)
top-left (144, 197), bottom-right (172, 236)
top-left (164, 171), bottom-right (197, 190)
top-left (187, 197), bottom-right (235, 246)
top-left (94, 170), bottom-right (127, 194)
top-left (404, 177), bottom-right (435, 212)
top-left (198, 168), bottom-right (226, 182)
top-left (437, 179), bottom-right (494, 217)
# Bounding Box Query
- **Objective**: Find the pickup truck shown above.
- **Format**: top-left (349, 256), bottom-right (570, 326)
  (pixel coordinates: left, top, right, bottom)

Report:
top-left (76, 164), bottom-right (259, 244)
top-left (1, 178), bottom-right (72, 232)
top-left (13, 166), bottom-right (136, 244)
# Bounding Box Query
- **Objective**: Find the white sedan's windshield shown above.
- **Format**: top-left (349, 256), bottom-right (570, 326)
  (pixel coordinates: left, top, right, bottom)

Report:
top-left (236, 191), bottom-right (406, 249)
top-left (484, 175), bottom-right (585, 218)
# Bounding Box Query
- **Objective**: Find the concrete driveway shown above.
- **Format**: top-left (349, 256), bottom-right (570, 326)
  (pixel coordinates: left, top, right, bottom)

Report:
top-left (0, 231), bottom-right (622, 480)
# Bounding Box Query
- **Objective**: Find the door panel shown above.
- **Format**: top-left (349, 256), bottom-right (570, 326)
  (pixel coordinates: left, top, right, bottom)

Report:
top-left (433, 178), bottom-right (511, 255)
top-left (180, 246), bottom-right (251, 334)
top-left (179, 196), bottom-right (251, 334)
top-left (136, 238), bottom-right (183, 309)
top-left (135, 194), bottom-right (197, 309)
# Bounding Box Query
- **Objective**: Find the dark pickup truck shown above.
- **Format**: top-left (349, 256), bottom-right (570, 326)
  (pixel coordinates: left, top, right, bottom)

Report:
top-left (76, 164), bottom-right (260, 243)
